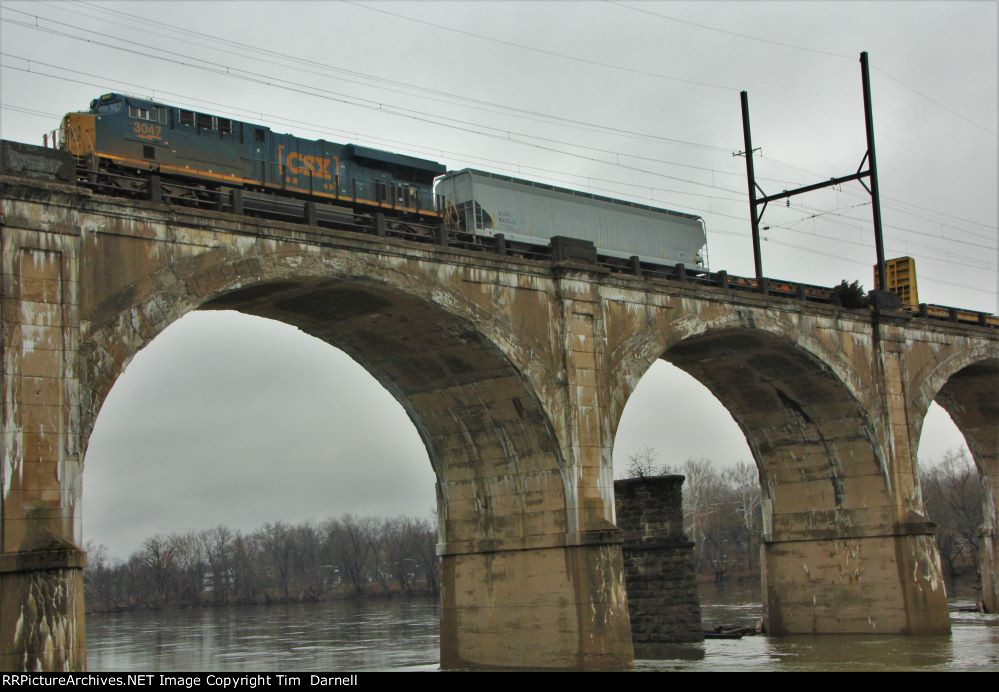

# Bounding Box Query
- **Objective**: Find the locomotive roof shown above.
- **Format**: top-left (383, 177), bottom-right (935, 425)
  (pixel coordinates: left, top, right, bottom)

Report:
top-left (440, 168), bottom-right (703, 223)
top-left (346, 144), bottom-right (445, 176)
top-left (85, 94), bottom-right (445, 173)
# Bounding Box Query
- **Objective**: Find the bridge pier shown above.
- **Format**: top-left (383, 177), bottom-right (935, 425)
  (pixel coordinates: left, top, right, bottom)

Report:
top-left (1, 227), bottom-right (86, 670)
top-left (439, 537), bottom-right (631, 670)
top-left (0, 550), bottom-right (86, 671)
top-left (761, 528), bottom-right (948, 634)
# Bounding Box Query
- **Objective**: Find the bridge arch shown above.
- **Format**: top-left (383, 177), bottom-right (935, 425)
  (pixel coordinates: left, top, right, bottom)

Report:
top-left (611, 315), bottom-right (948, 634)
top-left (607, 308), bottom-right (878, 440)
top-left (75, 243), bottom-right (626, 669)
top-left (912, 352), bottom-right (999, 612)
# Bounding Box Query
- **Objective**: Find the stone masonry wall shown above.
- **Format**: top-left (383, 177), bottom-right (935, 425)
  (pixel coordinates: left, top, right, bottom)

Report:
top-left (615, 476), bottom-right (703, 645)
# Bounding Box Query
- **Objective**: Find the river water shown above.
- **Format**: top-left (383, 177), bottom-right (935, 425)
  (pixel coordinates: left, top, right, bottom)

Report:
top-left (87, 584), bottom-right (998, 672)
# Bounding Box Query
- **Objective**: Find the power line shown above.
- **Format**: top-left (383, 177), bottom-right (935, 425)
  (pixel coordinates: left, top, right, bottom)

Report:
top-left (775, 196), bottom-right (997, 254)
top-left (753, 157), bottom-right (999, 243)
top-left (605, 1), bottom-right (855, 61)
top-left (873, 65), bottom-right (998, 139)
top-left (56, 0), bottom-right (736, 155)
top-left (766, 213), bottom-right (995, 271)
top-left (607, 0), bottom-right (997, 139)
top-left (340, 0), bottom-right (739, 93)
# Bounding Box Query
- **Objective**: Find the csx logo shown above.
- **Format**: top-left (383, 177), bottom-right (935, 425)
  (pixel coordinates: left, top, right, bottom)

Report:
top-left (286, 152), bottom-right (335, 179)
top-left (278, 146), bottom-right (336, 180)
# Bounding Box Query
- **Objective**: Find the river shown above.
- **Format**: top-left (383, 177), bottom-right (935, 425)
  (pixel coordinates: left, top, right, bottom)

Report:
top-left (86, 584), bottom-right (998, 671)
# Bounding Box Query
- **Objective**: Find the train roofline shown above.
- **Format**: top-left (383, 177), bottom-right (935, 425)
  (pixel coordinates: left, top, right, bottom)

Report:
top-left (438, 167), bottom-right (704, 223)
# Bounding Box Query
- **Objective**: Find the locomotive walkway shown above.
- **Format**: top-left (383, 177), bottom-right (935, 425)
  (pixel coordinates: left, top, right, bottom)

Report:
top-left (1, 153), bottom-right (997, 670)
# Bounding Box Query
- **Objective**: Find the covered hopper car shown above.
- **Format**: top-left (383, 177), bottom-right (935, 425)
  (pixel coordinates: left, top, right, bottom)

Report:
top-left (436, 169), bottom-right (706, 267)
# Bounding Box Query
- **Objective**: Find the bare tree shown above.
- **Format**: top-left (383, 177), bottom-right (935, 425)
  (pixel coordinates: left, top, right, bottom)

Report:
top-left (724, 463), bottom-right (762, 572)
top-left (293, 522), bottom-right (328, 601)
top-left (259, 521), bottom-right (296, 601)
top-left (201, 525), bottom-right (235, 605)
top-left (328, 514), bottom-right (376, 595)
top-left (137, 535), bottom-right (178, 608)
top-left (626, 446), bottom-right (662, 478)
top-left (921, 448), bottom-right (983, 593)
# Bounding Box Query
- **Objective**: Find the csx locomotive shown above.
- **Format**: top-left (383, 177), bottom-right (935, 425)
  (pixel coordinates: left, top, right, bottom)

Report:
top-left (58, 92), bottom-right (707, 266)
top-left (61, 92), bottom-right (445, 220)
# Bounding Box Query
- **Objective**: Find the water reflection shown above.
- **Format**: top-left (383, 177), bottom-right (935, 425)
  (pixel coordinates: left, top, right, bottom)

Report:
top-left (87, 588), bottom-right (998, 671)
top-left (87, 599), bottom-right (440, 672)
top-left (635, 582), bottom-right (998, 671)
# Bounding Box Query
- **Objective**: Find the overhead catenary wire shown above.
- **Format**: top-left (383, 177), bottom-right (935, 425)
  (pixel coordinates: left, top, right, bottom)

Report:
top-left (607, 0), bottom-right (998, 139)
top-left (340, 0), bottom-right (740, 93)
top-left (50, 0), bottom-right (734, 154)
top-left (605, 1), bottom-right (856, 61)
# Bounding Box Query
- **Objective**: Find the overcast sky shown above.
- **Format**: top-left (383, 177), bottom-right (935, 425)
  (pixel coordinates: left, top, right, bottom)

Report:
top-left (1, 1), bottom-right (994, 558)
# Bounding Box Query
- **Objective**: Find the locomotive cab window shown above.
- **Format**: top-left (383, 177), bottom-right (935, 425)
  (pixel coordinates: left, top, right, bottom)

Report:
top-left (196, 113), bottom-right (214, 130)
top-left (217, 118), bottom-right (233, 135)
top-left (179, 110), bottom-right (196, 127)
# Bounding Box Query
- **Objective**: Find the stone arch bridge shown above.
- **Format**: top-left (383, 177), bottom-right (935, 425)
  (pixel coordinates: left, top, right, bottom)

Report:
top-left (1, 172), bottom-right (996, 670)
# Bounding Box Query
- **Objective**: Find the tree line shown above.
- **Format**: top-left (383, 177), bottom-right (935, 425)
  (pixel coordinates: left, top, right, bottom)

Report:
top-left (84, 514), bottom-right (438, 613)
top-left (625, 446), bottom-right (985, 595)
top-left (85, 448), bottom-right (984, 613)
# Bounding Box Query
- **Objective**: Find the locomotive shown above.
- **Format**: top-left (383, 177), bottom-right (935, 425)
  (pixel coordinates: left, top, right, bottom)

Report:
top-left (61, 92), bottom-right (445, 223)
top-left (59, 93), bottom-right (707, 267)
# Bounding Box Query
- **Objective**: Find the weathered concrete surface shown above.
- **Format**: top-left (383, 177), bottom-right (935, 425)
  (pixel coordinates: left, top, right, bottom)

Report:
top-left (925, 360), bottom-right (998, 612)
top-left (615, 476), bottom-right (702, 649)
top-left (0, 544), bottom-right (85, 671)
top-left (2, 173), bottom-right (997, 669)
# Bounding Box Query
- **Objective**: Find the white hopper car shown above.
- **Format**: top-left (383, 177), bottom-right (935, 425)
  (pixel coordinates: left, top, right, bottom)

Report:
top-left (435, 169), bottom-right (707, 267)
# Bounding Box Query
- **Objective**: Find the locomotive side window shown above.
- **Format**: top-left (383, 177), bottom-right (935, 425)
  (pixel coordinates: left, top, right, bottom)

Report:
top-left (254, 128), bottom-right (265, 143)
top-left (179, 110), bottom-right (196, 127)
top-left (196, 113), bottom-right (214, 130)
top-left (217, 118), bottom-right (232, 135)
top-left (129, 105), bottom-right (152, 121)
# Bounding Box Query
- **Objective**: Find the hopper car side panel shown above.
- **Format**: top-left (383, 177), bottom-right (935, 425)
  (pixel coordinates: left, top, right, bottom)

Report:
top-left (436, 169), bottom-right (707, 267)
